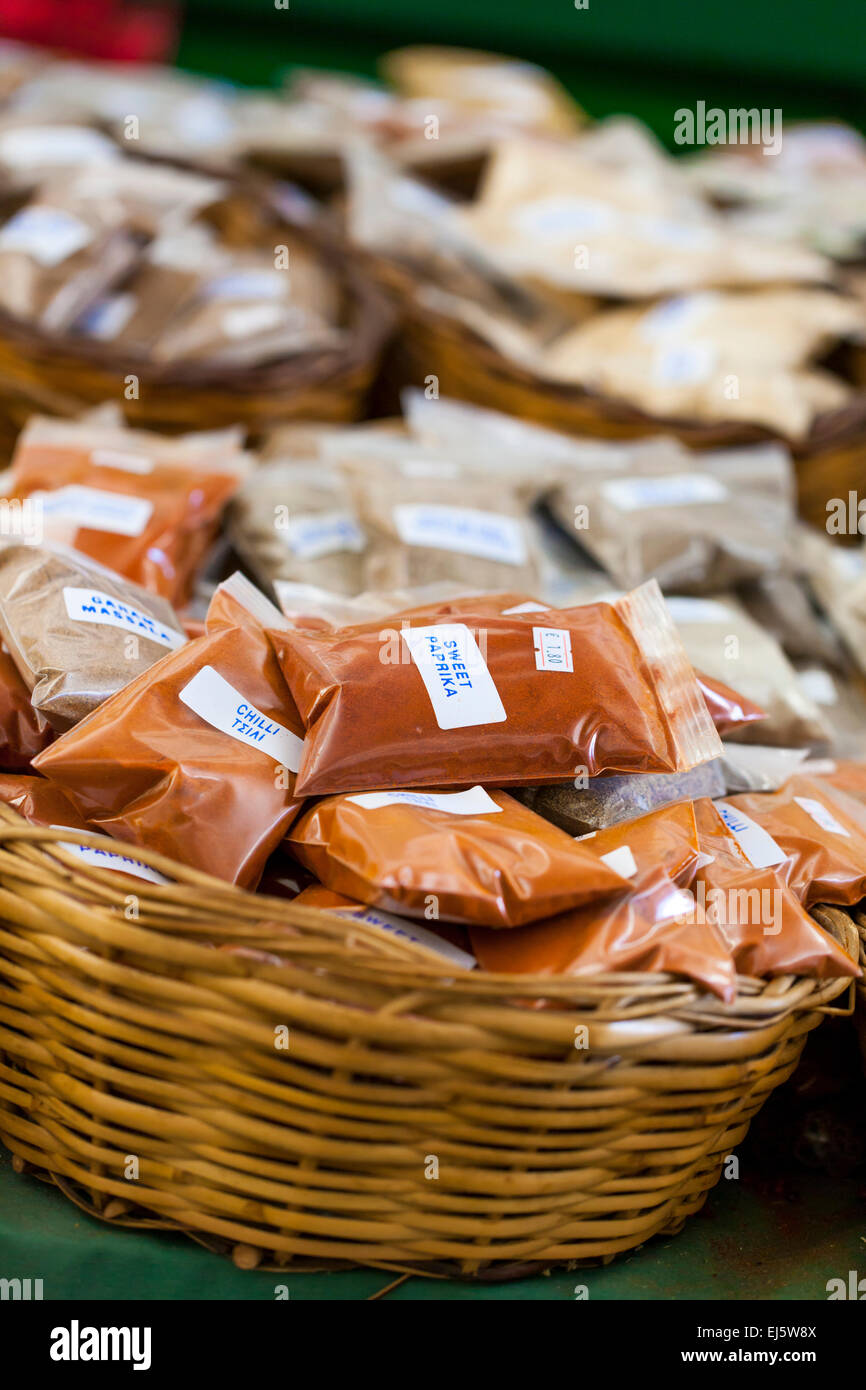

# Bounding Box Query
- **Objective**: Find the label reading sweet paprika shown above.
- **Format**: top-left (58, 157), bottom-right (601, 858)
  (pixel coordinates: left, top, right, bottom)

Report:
top-left (401, 624), bottom-right (506, 731)
top-left (179, 664), bottom-right (303, 769)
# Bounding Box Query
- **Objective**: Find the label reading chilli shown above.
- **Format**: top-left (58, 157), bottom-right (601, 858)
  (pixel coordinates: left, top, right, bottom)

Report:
top-left (401, 623), bottom-right (506, 730)
top-left (179, 665), bottom-right (303, 770)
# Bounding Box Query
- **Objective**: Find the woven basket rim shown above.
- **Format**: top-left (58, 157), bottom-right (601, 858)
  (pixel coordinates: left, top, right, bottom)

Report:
top-left (0, 807), bottom-right (856, 1022)
top-left (369, 252), bottom-right (866, 456)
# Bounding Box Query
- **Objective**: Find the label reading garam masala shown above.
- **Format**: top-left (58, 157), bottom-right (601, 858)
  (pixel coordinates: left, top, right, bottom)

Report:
top-left (63, 587), bottom-right (185, 650)
top-left (179, 665), bottom-right (303, 769)
top-left (401, 624), bottom-right (506, 731)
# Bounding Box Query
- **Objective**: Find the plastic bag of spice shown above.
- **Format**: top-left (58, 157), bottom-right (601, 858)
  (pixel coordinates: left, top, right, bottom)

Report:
top-left (519, 762), bottom-right (725, 836)
top-left (0, 186), bottom-right (140, 332)
top-left (267, 579), bottom-right (723, 796)
top-left (285, 786), bottom-right (628, 928)
top-left (273, 579), bottom-right (474, 632)
top-left (0, 642), bottom-right (54, 769)
top-left (33, 573), bottom-right (306, 889)
top-left (227, 459), bottom-right (367, 599)
top-left (719, 776), bottom-right (866, 909)
top-left (691, 797), bottom-right (859, 982)
top-left (665, 595), bottom-right (831, 747)
top-left (0, 542), bottom-right (186, 731)
top-left (469, 865), bottom-right (737, 1000)
top-left (6, 411), bottom-right (251, 605)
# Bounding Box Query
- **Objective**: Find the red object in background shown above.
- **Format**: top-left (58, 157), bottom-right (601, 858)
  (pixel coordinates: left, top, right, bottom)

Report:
top-left (0, 0), bottom-right (180, 63)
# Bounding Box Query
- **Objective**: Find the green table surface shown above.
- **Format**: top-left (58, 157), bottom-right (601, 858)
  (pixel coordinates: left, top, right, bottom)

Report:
top-left (2, 1143), bottom-right (863, 1301)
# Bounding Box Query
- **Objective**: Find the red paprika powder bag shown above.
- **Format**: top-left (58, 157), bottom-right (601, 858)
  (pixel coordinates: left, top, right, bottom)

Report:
top-left (0, 645), bottom-right (54, 769)
top-left (720, 776), bottom-right (866, 908)
top-left (285, 786), bottom-right (628, 928)
top-left (470, 865), bottom-right (737, 1001)
top-left (6, 412), bottom-right (250, 605)
top-left (270, 580), bottom-right (722, 796)
top-left (579, 799), bottom-right (703, 888)
top-left (33, 574), bottom-right (305, 888)
top-left (691, 797), bottom-right (859, 981)
top-left (392, 590), bottom-right (766, 738)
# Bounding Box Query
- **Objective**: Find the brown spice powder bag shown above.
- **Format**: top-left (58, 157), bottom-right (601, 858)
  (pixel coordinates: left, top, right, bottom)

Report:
top-left (33, 575), bottom-right (305, 888)
top-left (0, 543), bottom-right (186, 731)
top-left (470, 865), bottom-right (737, 1001)
top-left (720, 777), bottom-right (866, 909)
top-left (285, 786), bottom-right (628, 928)
top-left (692, 797), bottom-right (859, 981)
top-left (7, 413), bottom-right (250, 605)
top-left (269, 579), bottom-right (722, 796)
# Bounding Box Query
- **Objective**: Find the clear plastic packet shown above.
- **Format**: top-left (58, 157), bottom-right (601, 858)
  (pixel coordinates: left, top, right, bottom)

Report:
top-left (797, 527), bottom-right (866, 682)
top-left (469, 864), bottom-right (737, 1000)
top-left (548, 441), bottom-right (795, 593)
top-left (793, 663), bottom-right (866, 759)
top-left (0, 642), bottom-right (54, 769)
top-left (665, 595), bottom-right (832, 747)
top-left (33, 573), bottom-right (306, 888)
top-left (717, 742), bottom-right (810, 793)
top-left (227, 460), bottom-right (366, 599)
top-left (577, 799), bottom-right (704, 887)
top-left (345, 467), bottom-right (542, 592)
top-left (692, 797), bottom-right (860, 981)
top-left (720, 776), bottom-right (866, 908)
top-left (6, 411), bottom-right (250, 605)
top-left (0, 771), bottom-right (88, 827)
top-left (519, 762), bottom-right (725, 836)
top-left (267, 579), bottom-right (722, 796)
top-left (736, 571), bottom-right (846, 669)
top-left (150, 244), bottom-right (344, 367)
top-left (273, 579), bottom-right (474, 632)
top-left (44, 160), bottom-right (227, 239)
top-left (0, 116), bottom-right (119, 189)
top-left (537, 289), bottom-right (859, 439)
top-left (285, 786), bottom-right (628, 928)
top-left (0, 542), bottom-right (186, 730)
top-left (0, 190), bottom-right (139, 332)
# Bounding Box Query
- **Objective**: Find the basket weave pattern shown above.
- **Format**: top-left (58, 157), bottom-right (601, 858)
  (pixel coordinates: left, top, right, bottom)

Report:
top-left (0, 812), bottom-right (857, 1278)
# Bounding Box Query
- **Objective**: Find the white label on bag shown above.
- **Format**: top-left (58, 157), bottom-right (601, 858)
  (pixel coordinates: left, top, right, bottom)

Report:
top-left (600, 844), bottom-right (638, 879)
top-left (205, 269), bottom-right (284, 300)
top-left (511, 196), bottom-right (615, 238)
top-left (532, 625), bottom-right (573, 672)
top-left (79, 293), bottom-right (135, 341)
top-left (37, 485), bottom-right (153, 537)
top-left (393, 504), bottom-right (527, 566)
top-left (347, 787), bottom-right (502, 816)
top-left (63, 588), bottom-right (185, 650)
top-left (601, 473), bottom-right (727, 512)
top-left (221, 303), bottom-right (284, 338)
top-left (714, 800), bottom-right (788, 867)
top-left (402, 623), bottom-right (507, 730)
top-left (639, 292), bottom-right (719, 343)
top-left (653, 341), bottom-right (717, 386)
top-left (179, 665), bottom-right (303, 770)
top-left (0, 126), bottom-right (116, 168)
top-left (793, 795), bottom-right (851, 838)
top-left (335, 904), bottom-right (476, 970)
top-left (664, 596), bottom-right (736, 625)
top-left (90, 447), bottom-right (154, 475)
top-left (283, 509), bottom-right (365, 560)
top-left (51, 828), bottom-right (170, 885)
top-left (0, 206), bottom-right (93, 266)
top-left (796, 667), bottom-right (838, 706)
top-left (502, 600), bottom-right (549, 614)
top-left (399, 459), bottom-right (461, 479)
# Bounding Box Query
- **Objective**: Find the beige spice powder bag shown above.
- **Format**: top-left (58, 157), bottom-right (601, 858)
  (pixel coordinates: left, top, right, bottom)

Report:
top-left (227, 459), bottom-right (367, 598)
top-left (0, 542), bottom-right (186, 730)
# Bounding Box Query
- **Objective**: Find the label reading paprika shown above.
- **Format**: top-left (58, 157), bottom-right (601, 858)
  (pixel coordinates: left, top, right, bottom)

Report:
top-left (179, 664), bottom-right (303, 769)
top-left (51, 827), bottom-right (171, 885)
top-left (334, 904), bottom-right (476, 970)
top-left (401, 624), bottom-right (506, 731)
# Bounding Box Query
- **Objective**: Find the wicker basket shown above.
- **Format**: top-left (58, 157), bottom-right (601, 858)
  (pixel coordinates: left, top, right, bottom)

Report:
top-left (0, 810), bottom-right (857, 1280)
top-left (0, 173), bottom-right (392, 451)
top-left (371, 263), bottom-right (866, 533)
